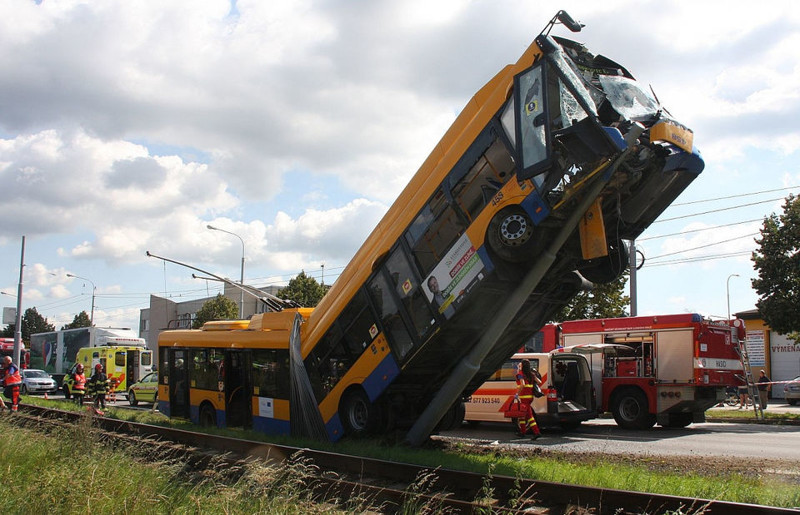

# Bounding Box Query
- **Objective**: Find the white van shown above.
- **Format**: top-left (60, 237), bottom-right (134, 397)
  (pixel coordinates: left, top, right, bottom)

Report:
top-left (464, 351), bottom-right (596, 430)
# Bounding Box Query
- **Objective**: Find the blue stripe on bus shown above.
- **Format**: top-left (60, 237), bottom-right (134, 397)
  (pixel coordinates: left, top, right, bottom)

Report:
top-left (189, 405), bottom-right (226, 427)
top-left (326, 413), bottom-right (345, 442)
top-left (253, 415), bottom-right (291, 436)
top-left (476, 246), bottom-right (494, 274)
top-left (521, 191), bottom-right (549, 225)
top-left (362, 352), bottom-right (400, 402)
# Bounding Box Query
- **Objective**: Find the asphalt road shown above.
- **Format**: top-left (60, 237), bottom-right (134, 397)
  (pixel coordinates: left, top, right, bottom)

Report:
top-left (440, 405), bottom-right (800, 462)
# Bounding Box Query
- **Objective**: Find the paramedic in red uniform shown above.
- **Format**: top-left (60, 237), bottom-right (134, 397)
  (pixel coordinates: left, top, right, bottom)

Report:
top-left (1, 356), bottom-right (22, 412)
top-left (514, 359), bottom-right (541, 440)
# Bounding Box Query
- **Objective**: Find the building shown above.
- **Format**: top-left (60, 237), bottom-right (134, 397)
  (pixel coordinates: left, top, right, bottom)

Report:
top-left (736, 309), bottom-right (800, 400)
top-left (139, 282), bottom-right (282, 350)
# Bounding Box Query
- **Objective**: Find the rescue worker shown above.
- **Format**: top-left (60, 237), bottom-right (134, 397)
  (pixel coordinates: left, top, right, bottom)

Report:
top-left (87, 363), bottom-right (110, 409)
top-left (71, 363), bottom-right (87, 405)
top-left (1, 356), bottom-right (22, 412)
top-left (514, 359), bottom-right (542, 440)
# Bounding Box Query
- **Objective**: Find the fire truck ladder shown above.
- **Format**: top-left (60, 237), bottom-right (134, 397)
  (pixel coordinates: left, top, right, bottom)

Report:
top-left (734, 334), bottom-right (763, 421)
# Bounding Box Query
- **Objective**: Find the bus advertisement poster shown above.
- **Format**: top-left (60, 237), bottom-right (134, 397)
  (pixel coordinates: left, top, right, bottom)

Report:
top-left (423, 233), bottom-right (486, 319)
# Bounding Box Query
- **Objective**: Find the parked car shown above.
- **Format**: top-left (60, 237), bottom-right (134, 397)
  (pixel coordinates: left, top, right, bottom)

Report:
top-left (784, 376), bottom-right (800, 406)
top-left (127, 372), bottom-right (158, 406)
top-left (21, 369), bottom-right (58, 395)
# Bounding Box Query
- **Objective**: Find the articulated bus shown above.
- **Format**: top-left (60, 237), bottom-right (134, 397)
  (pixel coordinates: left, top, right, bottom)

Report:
top-left (158, 11), bottom-right (703, 443)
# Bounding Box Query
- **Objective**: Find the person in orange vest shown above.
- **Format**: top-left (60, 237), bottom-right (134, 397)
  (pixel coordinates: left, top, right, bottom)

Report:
top-left (71, 363), bottom-right (87, 405)
top-left (514, 359), bottom-right (542, 440)
top-left (1, 356), bottom-right (22, 412)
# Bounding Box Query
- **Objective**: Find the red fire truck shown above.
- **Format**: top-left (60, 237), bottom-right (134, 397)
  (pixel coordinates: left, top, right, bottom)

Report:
top-left (541, 314), bottom-right (745, 429)
top-left (0, 338), bottom-right (30, 369)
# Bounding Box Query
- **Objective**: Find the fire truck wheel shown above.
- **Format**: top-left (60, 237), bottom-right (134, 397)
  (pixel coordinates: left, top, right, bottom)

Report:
top-left (487, 207), bottom-right (538, 263)
top-left (612, 389), bottom-right (656, 429)
top-left (340, 389), bottom-right (380, 437)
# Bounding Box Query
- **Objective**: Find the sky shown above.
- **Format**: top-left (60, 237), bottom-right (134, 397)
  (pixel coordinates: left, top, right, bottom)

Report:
top-left (1, 0), bottom-right (799, 332)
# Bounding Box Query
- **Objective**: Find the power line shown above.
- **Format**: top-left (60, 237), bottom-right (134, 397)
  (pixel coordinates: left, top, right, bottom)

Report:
top-left (669, 186), bottom-right (800, 207)
top-left (644, 250), bottom-right (752, 267)
top-left (653, 197), bottom-right (784, 223)
top-left (639, 218), bottom-right (762, 241)
top-left (645, 232), bottom-right (759, 260)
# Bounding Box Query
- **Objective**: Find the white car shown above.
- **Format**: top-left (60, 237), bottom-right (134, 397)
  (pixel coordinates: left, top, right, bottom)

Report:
top-left (784, 376), bottom-right (800, 406)
top-left (21, 369), bottom-right (58, 395)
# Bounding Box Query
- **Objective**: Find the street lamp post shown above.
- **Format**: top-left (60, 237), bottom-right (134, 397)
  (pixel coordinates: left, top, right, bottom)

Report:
top-left (207, 225), bottom-right (245, 319)
top-left (67, 273), bottom-right (96, 326)
top-left (726, 273), bottom-right (740, 321)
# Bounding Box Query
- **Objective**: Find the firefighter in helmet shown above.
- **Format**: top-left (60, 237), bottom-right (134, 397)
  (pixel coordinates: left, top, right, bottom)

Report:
top-left (87, 363), bottom-right (110, 409)
top-left (72, 363), bottom-right (87, 405)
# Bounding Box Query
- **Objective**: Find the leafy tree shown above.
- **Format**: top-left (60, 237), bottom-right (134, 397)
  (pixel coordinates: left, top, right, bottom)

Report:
top-left (193, 294), bottom-right (239, 329)
top-left (276, 271), bottom-right (329, 307)
top-left (553, 274), bottom-right (630, 322)
top-left (16, 307), bottom-right (55, 342)
top-left (61, 311), bottom-right (92, 330)
top-left (0, 324), bottom-right (12, 338)
top-left (752, 195), bottom-right (800, 341)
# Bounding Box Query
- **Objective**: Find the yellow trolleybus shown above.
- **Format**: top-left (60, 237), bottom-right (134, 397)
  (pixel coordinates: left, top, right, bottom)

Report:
top-left (158, 11), bottom-right (703, 443)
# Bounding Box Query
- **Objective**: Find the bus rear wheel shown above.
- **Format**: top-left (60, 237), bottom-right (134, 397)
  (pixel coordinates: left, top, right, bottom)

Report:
top-left (199, 403), bottom-right (217, 428)
top-left (340, 389), bottom-right (379, 438)
top-left (487, 207), bottom-right (537, 263)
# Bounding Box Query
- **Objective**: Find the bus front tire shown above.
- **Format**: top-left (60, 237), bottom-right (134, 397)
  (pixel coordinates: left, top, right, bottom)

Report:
top-left (487, 207), bottom-right (537, 263)
top-left (199, 404), bottom-right (217, 428)
top-left (612, 389), bottom-right (656, 429)
top-left (340, 389), bottom-right (378, 438)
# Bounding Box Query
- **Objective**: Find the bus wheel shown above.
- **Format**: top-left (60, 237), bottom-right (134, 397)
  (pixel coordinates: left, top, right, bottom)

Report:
top-left (199, 403), bottom-right (217, 428)
top-left (579, 239), bottom-right (629, 284)
top-left (487, 207), bottom-right (537, 263)
top-left (612, 389), bottom-right (655, 429)
top-left (340, 389), bottom-right (377, 437)
top-left (63, 385), bottom-right (71, 400)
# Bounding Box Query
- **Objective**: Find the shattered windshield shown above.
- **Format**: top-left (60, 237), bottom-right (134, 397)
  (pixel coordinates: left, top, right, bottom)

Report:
top-left (598, 75), bottom-right (661, 121)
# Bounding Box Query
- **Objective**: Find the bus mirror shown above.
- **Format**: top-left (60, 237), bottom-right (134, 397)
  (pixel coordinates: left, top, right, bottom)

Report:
top-left (556, 11), bottom-right (584, 33)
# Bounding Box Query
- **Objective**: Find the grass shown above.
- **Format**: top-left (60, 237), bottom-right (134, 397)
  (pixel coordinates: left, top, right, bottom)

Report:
top-left (18, 395), bottom-right (800, 510)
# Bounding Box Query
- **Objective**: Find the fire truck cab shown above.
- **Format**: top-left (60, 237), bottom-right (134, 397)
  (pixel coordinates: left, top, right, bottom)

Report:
top-left (546, 314), bottom-right (745, 429)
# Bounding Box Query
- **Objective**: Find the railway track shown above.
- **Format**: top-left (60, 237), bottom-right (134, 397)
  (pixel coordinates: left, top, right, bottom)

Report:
top-left (12, 403), bottom-right (798, 514)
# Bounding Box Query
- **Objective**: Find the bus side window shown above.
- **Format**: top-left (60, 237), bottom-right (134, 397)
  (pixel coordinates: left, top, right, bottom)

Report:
top-left (368, 273), bottom-right (414, 360)
top-left (251, 349), bottom-right (290, 400)
top-left (338, 289), bottom-right (377, 357)
top-left (385, 249), bottom-right (436, 341)
top-left (404, 189), bottom-right (466, 277)
top-left (451, 138), bottom-right (515, 221)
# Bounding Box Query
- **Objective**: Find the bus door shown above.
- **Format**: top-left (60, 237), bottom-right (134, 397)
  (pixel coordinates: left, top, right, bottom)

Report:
top-left (224, 350), bottom-right (252, 428)
top-left (367, 247), bottom-right (437, 363)
top-left (127, 349), bottom-right (140, 384)
top-left (169, 349), bottom-right (190, 419)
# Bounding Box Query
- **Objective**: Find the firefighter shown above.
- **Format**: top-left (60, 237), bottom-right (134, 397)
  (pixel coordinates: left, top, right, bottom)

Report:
top-left (514, 359), bottom-right (542, 440)
top-left (71, 363), bottom-right (87, 405)
top-left (87, 363), bottom-right (110, 409)
top-left (1, 356), bottom-right (22, 412)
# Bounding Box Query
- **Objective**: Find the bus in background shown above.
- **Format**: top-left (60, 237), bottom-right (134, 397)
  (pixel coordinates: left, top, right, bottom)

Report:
top-left (464, 351), bottom-right (596, 430)
top-left (159, 10), bottom-right (704, 443)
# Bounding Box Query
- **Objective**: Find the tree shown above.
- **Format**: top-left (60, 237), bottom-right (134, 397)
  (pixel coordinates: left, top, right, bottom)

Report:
top-left (553, 274), bottom-right (630, 322)
top-left (752, 195), bottom-right (800, 340)
top-left (193, 294), bottom-right (239, 329)
top-left (13, 307), bottom-right (55, 342)
top-left (61, 311), bottom-right (92, 330)
top-left (277, 271), bottom-right (329, 307)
